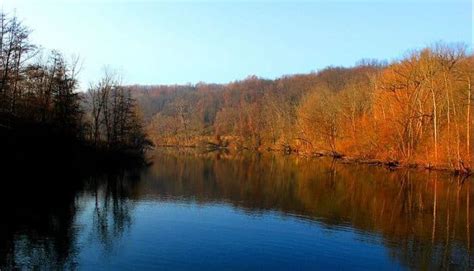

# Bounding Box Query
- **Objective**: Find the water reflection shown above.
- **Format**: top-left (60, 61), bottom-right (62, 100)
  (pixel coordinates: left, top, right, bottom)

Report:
top-left (0, 149), bottom-right (473, 270)
top-left (0, 180), bottom-right (80, 269)
top-left (81, 172), bottom-right (140, 253)
top-left (0, 170), bottom-right (141, 270)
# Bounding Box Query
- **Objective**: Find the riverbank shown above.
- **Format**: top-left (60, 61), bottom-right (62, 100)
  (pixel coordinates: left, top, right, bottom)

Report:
top-left (301, 151), bottom-right (472, 176)
top-left (153, 139), bottom-right (472, 176)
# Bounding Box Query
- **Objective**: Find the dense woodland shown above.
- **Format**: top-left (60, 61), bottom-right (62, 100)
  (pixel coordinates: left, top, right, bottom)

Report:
top-left (131, 45), bottom-right (473, 173)
top-left (0, 13), bottom-right (149, 169)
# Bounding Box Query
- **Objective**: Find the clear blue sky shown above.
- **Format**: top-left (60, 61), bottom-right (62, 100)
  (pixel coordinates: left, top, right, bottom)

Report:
top-left (2, 0), bottom-right (472, 89)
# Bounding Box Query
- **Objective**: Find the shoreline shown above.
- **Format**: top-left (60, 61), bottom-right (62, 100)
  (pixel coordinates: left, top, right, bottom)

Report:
top-left (152, 144), bottom-right (473, 177)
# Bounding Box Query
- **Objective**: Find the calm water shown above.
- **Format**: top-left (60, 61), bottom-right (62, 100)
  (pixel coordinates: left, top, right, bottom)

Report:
top-left (1, 149), bottom-right (473, 270)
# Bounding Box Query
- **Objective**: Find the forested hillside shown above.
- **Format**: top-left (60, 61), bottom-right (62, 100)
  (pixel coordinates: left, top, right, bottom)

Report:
top-left (131, 45), bottom-right (472, 172)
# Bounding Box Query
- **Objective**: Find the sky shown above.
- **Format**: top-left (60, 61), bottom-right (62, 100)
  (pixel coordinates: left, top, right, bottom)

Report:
top-left (1, 0), bottom-right (472, 89)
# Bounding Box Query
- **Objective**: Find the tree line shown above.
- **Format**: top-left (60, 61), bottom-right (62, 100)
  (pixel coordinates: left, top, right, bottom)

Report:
top-left (0, 12), bottom-right (150, 166)
top-left (86, 71), bottom-right (150, 153)
top-left (133, 45), bottom-right (472, 172)
top-left (1, 11), bottom-right (471, 172)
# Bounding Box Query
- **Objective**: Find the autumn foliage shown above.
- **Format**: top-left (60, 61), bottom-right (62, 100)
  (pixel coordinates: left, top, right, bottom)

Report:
top-left (135, 44), bottom-right (472, 172)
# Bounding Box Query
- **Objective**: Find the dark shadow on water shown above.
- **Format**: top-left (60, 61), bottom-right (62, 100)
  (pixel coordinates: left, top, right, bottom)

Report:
top-left (0, 165), bottom-right (144, 270)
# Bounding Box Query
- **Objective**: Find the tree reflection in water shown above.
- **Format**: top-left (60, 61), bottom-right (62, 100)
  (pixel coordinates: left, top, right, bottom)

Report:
top-left (83, 171), bottom-right (140, 254)
top-left (0, 169), bottom-right (141, 270)
top-left (0, 149), bottom-right (472, 270)
top-left (0, 177), bottom-right (80, 269)
top-left (140, 150), bottom-right (473, 269)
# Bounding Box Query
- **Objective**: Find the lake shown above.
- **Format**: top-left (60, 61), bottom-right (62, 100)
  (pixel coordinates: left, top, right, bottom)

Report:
top-left (1, 149), bottom-right (473, 270)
